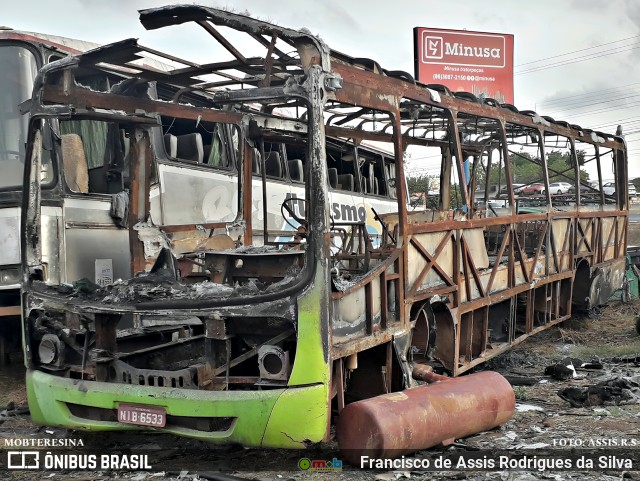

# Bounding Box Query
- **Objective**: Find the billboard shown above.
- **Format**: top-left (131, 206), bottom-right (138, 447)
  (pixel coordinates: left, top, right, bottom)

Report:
top-left (414, 27), bottom-right (514, 104)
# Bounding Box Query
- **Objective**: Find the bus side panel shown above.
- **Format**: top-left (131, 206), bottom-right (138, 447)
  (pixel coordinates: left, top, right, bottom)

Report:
top-left (158, 163), bottom-right (239, 225)
top-left (0, 207), bottom-right (20, 267)
top-left (63, 198), bottom-right (130, 284)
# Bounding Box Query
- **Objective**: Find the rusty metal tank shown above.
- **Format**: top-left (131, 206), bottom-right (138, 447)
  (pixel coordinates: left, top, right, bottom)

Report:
top-left (336, 368), bottom-right (515, 465)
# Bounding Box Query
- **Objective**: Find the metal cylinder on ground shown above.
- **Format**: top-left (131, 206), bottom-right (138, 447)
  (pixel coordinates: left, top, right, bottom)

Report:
top-left (336, 370), bottom-right (515, 465)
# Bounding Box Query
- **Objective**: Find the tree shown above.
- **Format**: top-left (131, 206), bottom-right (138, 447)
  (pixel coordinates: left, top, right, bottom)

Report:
top-left (406, 175), bottom-right (460, 210)
top-left (407, 175), bottom-right (431, 198)
top-left (481, 150), bottom-right (589, 186)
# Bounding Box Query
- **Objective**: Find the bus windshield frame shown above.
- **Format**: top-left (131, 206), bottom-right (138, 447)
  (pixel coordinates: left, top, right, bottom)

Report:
top-left (0, 43), bottom-right (41, 191)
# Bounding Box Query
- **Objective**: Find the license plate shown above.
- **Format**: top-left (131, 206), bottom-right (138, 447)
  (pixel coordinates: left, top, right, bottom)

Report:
top-left (117, 403), bottom-right (166, 427)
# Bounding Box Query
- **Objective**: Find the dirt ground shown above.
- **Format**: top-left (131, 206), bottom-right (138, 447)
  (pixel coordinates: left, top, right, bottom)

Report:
top-left (1, 301), bottom-right (640, 481)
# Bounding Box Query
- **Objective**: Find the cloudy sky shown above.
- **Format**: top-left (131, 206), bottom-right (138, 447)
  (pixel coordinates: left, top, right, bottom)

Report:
top-left (4, 0), bottom-right (640, 177)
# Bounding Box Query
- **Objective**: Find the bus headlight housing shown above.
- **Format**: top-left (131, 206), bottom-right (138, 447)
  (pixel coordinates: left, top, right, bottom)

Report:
top-left (38, 334), bottom-right (65, 368)
top-left (258, 345), bottom-right (290, 381)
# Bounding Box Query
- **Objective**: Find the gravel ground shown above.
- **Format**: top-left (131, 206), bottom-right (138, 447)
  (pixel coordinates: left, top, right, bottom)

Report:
top-left (1, 301), bottom-right (639, 480)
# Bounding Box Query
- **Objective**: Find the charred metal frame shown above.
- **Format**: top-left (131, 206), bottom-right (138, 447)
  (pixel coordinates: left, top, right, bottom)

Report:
top-left (19, 5), bottom-right (629, 445)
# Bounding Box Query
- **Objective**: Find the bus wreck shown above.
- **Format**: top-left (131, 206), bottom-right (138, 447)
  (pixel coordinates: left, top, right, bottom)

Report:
top-left (0, 29), bottom-right (102, 360)
top-left (21, 6), bottom-right (628, 454)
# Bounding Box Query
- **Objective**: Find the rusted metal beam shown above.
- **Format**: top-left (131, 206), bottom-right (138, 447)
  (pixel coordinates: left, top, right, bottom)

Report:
top-left (161, 222), bottom-right (230, 233)
top-left (128, 130), bottom-right (152, 274)
top-left (461, 240), bottom-right (473, 302)
top-left (408, 285), bottom-right (457, 304)
top-left (409, 236), bottom-right (455, 288)
top-left (486, 229), bottom-right (510, 293)
top-left (456, 270), bottom-right (574, 314)
top-left (461, 236), bottom-right (486, 298)
top-left (528, 223), bottom-right (549, 280)
top-left (549, 225), bottom-right (561, 273)
top-left (365, 282), bottom-right (374, 334)
top-left (197, 20), bottom-right (248, 64)
top-left (380, 269), bottom-right (388, 329)
top-left (331, 248), bottom-right (402, 299)
top-left (259, 32), bottom-right (279, 88)
top-left (331, 331), bottom-right (394, 359)
top-left (331, 62), bottom-right (624, 150)
top-left (94, 313), bottom-right (120, 381)
top-left (42, 84), bottom-right (243, 125)
top-left (335, 358), bottom-right (345, 413)
top-left (512, 231), bottom-right (531, 281)
top-left (407, 232), bottom-right (453, 297)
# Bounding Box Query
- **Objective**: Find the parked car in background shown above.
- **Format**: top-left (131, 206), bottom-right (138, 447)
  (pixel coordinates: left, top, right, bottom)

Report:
top-left (475, 184), bottom-right (500, 202)
top-left (567, 183), bottom-right (590, 194)
top-left (602, 182), bottom-right (638, 197)
top-left (629, 183), bottom-right (637, 197)
top-left (548, 182), bottom-right (572, 194)
top-left (499, 183), bottom-right (525, 195)
top-left (521, 183), bottom-right (546, 195)
top-left (603, 182), bottom-right (616, 196)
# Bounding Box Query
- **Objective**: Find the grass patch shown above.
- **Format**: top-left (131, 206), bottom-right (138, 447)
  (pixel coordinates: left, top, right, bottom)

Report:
top-left (513, 386), bottom-right (529, 401)
top-left (0, 366), bottom-right (27, 407)
top-left (571, 338), bottom-right (640, 360)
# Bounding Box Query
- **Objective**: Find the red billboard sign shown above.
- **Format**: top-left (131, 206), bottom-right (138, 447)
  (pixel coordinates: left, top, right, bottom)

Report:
top-left (414, 27), bottom-right (514, 104)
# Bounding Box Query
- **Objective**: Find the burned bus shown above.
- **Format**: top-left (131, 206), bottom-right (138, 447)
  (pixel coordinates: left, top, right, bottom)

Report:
top-left (0, 30), bottom-right (180, 362)
top-left (0, 29), bottom-right (105, 361)
top-left (21, 6), bottom-right (628, 449)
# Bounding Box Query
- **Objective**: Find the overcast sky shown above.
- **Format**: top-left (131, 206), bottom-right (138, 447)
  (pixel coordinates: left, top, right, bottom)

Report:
top-left (4, 0), bottom-right (640, 177)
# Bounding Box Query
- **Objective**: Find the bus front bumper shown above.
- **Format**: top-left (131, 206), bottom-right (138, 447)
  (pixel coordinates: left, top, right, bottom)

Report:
top-left (26, 369), bottom-right (328, 448)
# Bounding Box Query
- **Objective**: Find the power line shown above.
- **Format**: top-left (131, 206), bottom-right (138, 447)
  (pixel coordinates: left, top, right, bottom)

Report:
top-left (542, 93), bottom-right (640, 116)
top-left (526, 86), bottom-right (640, 121)
top-left (593, 115), bottom-right (640, 129)
top-left (539, 86), bottom-right (640, 110)
top-left (515, 44), bottom-right (640, 75)
top-left (515, 34), bottom-right (640, 67)
top-left (595, 122), bottom-right (640, 132)
top-left (549, 100), bottom-right (640, 121)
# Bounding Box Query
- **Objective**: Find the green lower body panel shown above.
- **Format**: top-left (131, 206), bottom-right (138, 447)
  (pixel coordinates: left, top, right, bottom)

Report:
top-left (26, 369), bottom-right (328, 448)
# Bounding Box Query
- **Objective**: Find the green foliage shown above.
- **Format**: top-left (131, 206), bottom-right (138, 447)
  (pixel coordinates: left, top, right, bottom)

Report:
top-left (407, 148), bottom-right (590, 209)
top-left (407, 176), bottom-right (432, 198)
top-left (407, 175), bottom-right (461, 210)
top-left (513, 386), bottom-right (529, 401)
top-left (482, 150), bottom-right (589, 186)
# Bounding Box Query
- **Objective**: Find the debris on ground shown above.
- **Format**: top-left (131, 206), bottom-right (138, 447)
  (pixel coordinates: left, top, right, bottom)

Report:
top-left (2, 301), bottom-right (640, 480)
top-left (0, 403), bottom-right (29, 425)
top-left (544, 358), bottom-right (580, 380)
top-left (557, 375), bottom-right (640, 407)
